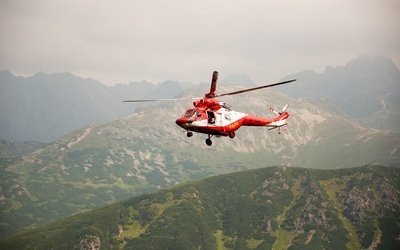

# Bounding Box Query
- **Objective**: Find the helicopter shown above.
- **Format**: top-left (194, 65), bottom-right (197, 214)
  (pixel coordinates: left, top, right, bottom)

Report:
top-left (124, 71), bottom-right (296, 146)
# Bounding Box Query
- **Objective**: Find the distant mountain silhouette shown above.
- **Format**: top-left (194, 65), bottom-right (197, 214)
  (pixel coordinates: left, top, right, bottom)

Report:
top-left (222, 73), bottom-right (256, 87)
top-left (277, 53), bottom-right (400, 130)
top-left (0, 71), bottom-right (189, 142)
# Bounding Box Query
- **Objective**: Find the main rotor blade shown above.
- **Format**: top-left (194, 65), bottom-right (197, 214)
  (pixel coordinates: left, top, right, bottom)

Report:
top-left (209, 71), bottom-right (218, 96)
top-left (216, 79), bottom-right (296, 97)
top-left (123, 97), bottom-right (200, 102)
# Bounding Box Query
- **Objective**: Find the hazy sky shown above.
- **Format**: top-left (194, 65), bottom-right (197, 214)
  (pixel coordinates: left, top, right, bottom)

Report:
top-left (1, 0), bottom-right (399, 85)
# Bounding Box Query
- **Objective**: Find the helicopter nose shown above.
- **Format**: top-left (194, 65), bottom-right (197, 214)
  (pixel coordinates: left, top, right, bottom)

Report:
top-left (176, 117), bottom-right (188, 128)
top-left (176, 117), bottom-right (193, 128)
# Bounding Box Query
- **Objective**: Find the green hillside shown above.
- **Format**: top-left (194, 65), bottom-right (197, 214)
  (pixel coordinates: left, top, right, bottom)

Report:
top-left (0, 140), bottom-right (47, 158)
top-left (1, 165), bottom-right (399, 249)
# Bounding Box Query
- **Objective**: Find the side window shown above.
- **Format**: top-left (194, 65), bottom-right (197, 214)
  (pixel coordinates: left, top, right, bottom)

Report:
top-left (207, 110), bottom-right (215, 124)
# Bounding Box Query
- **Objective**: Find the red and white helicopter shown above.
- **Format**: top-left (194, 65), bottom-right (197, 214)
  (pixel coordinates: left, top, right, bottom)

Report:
top-left (124, 71), bottom-right (296, 146)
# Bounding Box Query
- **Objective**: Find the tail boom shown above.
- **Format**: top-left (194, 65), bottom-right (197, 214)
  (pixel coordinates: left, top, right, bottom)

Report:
top-left (242, 112), bottom-right (289, 127)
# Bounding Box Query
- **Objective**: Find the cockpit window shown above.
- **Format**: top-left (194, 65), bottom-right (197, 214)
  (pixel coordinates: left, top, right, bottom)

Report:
top-left (183, 109), bottom-right (196, 117)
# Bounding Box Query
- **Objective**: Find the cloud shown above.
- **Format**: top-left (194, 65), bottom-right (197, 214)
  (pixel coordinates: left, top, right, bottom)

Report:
top-left (1, 0), bottom-right (399, 85)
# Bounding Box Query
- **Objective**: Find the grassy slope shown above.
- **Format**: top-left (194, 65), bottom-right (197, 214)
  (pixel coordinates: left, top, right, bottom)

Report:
top-left (1, 165), bottom-right (399, 250)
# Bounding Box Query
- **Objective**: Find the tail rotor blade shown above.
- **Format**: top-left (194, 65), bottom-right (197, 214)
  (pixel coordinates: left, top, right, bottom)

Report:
top-left (270, 107), bottom-right (280, 115)
top-left (281, 104), bottom-right (289, 113)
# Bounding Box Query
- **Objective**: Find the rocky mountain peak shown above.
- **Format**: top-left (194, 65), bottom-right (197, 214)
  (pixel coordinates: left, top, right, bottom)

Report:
top-left (346, 52), bottom-right (400, 76)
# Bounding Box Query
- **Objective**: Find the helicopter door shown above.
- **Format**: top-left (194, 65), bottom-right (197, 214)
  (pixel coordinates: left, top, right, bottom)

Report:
top-left (207, 110), bottom-right (215, 124)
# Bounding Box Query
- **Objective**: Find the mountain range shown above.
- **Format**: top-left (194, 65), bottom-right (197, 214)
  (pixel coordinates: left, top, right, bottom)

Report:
top-left (1, 53), bottom-right (399, 143)
top-left (0, 70), bottom-right (192, 142)
top-left (1, 165), bottom-right (399, 249)
top-left (277, 53), bottom-right (400, 131)
top-left (0, 53), bottom-right (399, 243)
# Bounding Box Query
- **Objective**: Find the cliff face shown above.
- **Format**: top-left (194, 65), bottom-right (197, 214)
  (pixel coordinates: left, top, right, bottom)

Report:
top-left (1, 165), bottom-right (399, 250)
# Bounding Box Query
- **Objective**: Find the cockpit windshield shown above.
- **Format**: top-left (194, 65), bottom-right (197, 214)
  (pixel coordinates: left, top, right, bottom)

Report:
top-left (182, 108), bottom-right (196, 118)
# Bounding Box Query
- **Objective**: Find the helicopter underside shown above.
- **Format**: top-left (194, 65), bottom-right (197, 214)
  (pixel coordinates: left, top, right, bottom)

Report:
top-left (185, 122), bottom-right (236, 137)
top-left (182, 121), bottom-right (241, 146)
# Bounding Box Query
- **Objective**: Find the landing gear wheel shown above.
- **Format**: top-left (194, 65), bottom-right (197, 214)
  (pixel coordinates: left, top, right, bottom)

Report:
top-left (205, 138), bottom-right (212, 146)
top-left (187, 131), bottom-right (193, 137)
top-left (229, 132), bottom-right (235, 139)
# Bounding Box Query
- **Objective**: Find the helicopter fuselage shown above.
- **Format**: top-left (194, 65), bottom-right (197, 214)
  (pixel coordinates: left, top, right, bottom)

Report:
top-left (175, 98), bottom-right (289, 139)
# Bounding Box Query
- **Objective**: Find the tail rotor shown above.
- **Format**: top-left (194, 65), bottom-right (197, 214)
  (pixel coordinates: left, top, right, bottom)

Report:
top-left (269, 104), bottom-right (289, 135)
top-left (270, 104), bottom-right (289, 115)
